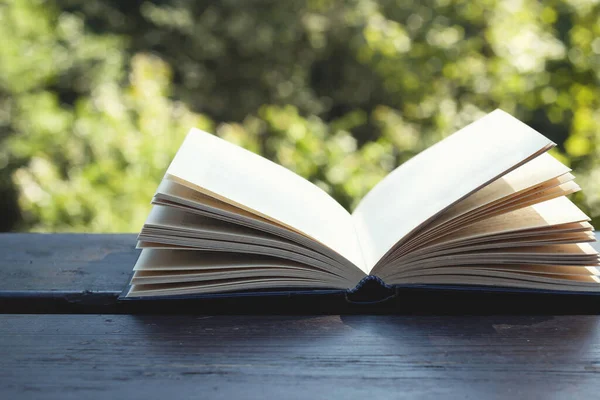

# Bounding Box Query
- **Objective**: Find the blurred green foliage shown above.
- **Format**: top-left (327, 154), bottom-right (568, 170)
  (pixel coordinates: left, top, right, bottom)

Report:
top-left (0, 0), bottom-right (599, 232)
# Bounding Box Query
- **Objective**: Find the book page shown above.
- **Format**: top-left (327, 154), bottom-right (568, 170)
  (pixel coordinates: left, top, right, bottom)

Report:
top-left (352, 109), bottom-right (554, 271)
top-left (390, 270), bottom-right (600, 292)
top-left (447, 196), bottom-right (591, 241)
top-left (392, 157), bottom-right (574, 256)
top-left (165, 129), bottom-right (366, 272)
top-left (131, 249), bottom-right (353, 287)
top-left (139, 204), bottom-right (362, 280)
top-left (436, 153), bottom-right (570, 224)
top-left (150, 179), bottom-right (365, 281)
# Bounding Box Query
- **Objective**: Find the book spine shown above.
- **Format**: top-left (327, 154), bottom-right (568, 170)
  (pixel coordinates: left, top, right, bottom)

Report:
top-left (344, 275), bottom-right (397, 304)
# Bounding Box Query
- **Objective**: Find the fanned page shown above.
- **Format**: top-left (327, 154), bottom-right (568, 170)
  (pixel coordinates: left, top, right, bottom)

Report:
top-left (358, 111), bottom-right (599, 291)
top-left (129, 127), bottom-right (369, 297)
top-left (164, 129), bottom-right (365, 272)
top-left (353, 109), bottom-right (555, 270)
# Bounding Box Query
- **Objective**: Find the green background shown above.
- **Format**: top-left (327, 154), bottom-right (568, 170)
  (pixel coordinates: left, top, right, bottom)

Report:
top-left (1, 0), bottom-right (599, 232)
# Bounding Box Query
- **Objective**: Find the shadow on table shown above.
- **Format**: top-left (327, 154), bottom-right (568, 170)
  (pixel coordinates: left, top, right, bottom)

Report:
top-left (129, 313), bottom-right (600, 357)
top-left (127, 313), bottom-right (600, 397)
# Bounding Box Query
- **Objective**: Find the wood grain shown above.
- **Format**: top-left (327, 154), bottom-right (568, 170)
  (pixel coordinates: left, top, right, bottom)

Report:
top-left (0, 234), bottom-right (136, 312)
top-left (0, 233), bottom-right (137, 291)
top-left (0, 314), bottom-right (599, 399)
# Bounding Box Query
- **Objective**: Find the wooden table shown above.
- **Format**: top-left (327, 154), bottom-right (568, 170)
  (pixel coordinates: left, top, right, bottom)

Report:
top-left (1, 234), bottom-right (599, 399)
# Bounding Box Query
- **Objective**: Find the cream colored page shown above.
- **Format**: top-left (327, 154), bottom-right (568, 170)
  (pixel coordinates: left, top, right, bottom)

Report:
top-left (145, 204), bottom-right (263, 237)
top-left (165, 128), bottom-right (365, 271)
top-left (352, 109), bottom-right (554, 270)
top-left (439, 153), bottom-right (570, 222)
top-left (134, 249), bottom-right (317, 271)
top-left (454, 196), bottom-right (590, 239)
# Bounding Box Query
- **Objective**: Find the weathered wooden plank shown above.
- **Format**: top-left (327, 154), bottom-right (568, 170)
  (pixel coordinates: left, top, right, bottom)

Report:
top-left (0, 233), bottom-right (599, 314)
top-left (0, 233), bottom-right (137, 291)
top-left (0, 234), bottom-right (137, 312)
top-left (0, 314), bottom-right (599, 399)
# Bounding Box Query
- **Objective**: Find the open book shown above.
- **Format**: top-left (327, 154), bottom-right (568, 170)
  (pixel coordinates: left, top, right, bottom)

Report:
top-left (126, 109), bottom-right (600, 299)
